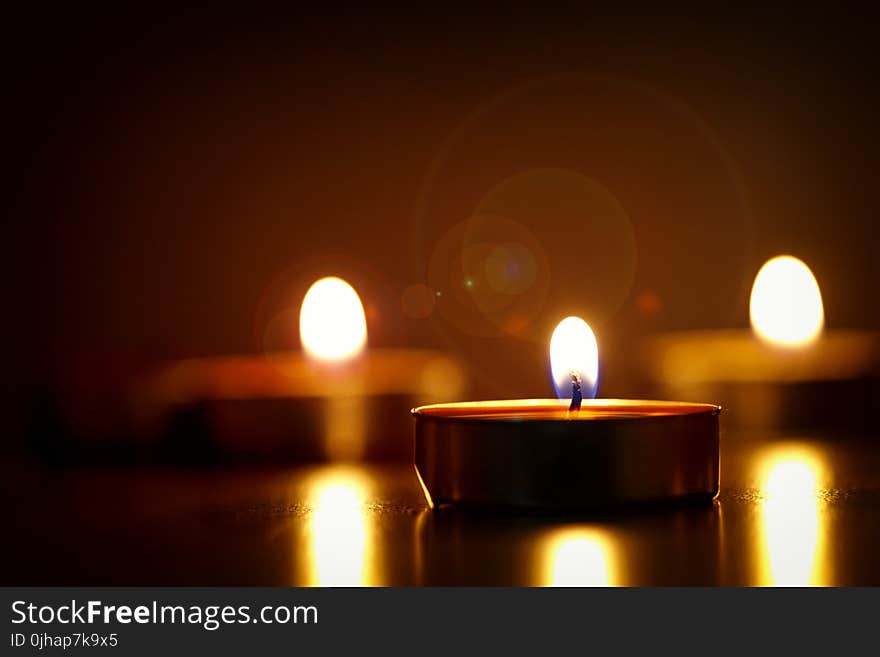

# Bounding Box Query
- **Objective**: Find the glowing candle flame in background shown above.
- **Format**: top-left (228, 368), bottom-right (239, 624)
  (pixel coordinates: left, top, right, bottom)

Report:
top-left (299, 277), bottom-right (368, 361)
top-left (298, 276), bottom-right (368, 460)
top-left (750, 255), bottom-right (824, 347)
top-left (550, 316), bottom-right (599, 399)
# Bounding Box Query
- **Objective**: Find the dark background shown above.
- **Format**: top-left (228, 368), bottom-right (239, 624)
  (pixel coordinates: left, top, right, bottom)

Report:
top-left (4, 5), bottom-right (878, 410)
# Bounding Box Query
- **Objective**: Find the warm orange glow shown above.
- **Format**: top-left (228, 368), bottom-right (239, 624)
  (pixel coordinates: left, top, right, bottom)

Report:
top-left (323, 397), bottom-right (366, 461)
top-left (308, 471), bottom-right (371, 586)
top-left (549, 316), bottom-right (599, 398)
top-left (541, 528), bottom-right (614, 586)
top-left (750, 256), bottom-right (824, 347)
top-left (758, 446), bottom-right (827, 586)
top-left (299, 277), bottom-right (367, 361)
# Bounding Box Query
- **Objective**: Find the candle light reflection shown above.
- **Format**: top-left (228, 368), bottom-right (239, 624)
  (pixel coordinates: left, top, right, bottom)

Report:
top-left (757, 445), bottom-right (828, 586)
top-left (307, 469), bottom-right (376, 586)
top-left (539, 528), bottom-right (615, 586)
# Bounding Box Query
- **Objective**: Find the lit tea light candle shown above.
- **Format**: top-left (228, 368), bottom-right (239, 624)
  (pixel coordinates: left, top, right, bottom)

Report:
top-left (137, 276), bottom-right (467, 462)
top-left (412, 316), bottom-right (720, 511)
top-left (640, 255), bottom-right (880, 430)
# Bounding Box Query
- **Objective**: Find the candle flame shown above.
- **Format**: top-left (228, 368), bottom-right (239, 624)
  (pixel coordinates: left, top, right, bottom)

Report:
top-left (299, 277), bottom-right (367, 361)
top-left (750, 256), bottom-right (824, 347)
top-left (550, 316), bottom-right (599, 400)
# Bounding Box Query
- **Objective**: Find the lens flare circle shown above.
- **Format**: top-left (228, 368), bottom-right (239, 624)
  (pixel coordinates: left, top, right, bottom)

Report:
top-left (750, 255), bottom-right (824, 347)
top-left (299, 277), bottom-right (367, 361)
top-left (550, 316), bottom-right (599, 399)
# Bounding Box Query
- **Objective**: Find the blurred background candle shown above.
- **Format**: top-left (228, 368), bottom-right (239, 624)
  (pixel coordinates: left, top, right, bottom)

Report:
top-left (135, 276), bottom-right (468, 462)
top-left (639, 255), bottom-right (880, 431)
top-left (29, 276), bottom-right (467, 465)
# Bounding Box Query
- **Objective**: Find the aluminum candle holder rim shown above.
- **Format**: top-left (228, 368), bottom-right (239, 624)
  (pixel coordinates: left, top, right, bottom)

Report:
top-left (412, 398), bottom-right (722, 422)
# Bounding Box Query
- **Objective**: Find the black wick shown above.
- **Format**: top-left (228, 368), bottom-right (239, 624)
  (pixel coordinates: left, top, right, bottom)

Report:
top-left (569, 371), bottom-right (582, 412)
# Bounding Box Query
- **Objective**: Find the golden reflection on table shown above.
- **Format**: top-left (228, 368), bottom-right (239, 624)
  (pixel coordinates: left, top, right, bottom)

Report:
top-left (303, 467), bottom-right (375, 586)
top-left (3, 431), bottom-right (878, 586)
top-left (323, 397), bottom-right (368, 462)
top-left (756, 444), bottom-right (828, 586)
top-left (539, 528), bottom-right (615, 586)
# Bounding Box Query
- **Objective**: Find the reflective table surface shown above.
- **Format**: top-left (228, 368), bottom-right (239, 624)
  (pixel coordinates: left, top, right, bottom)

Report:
top-left (3, 431), bottom-right (879, 585)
